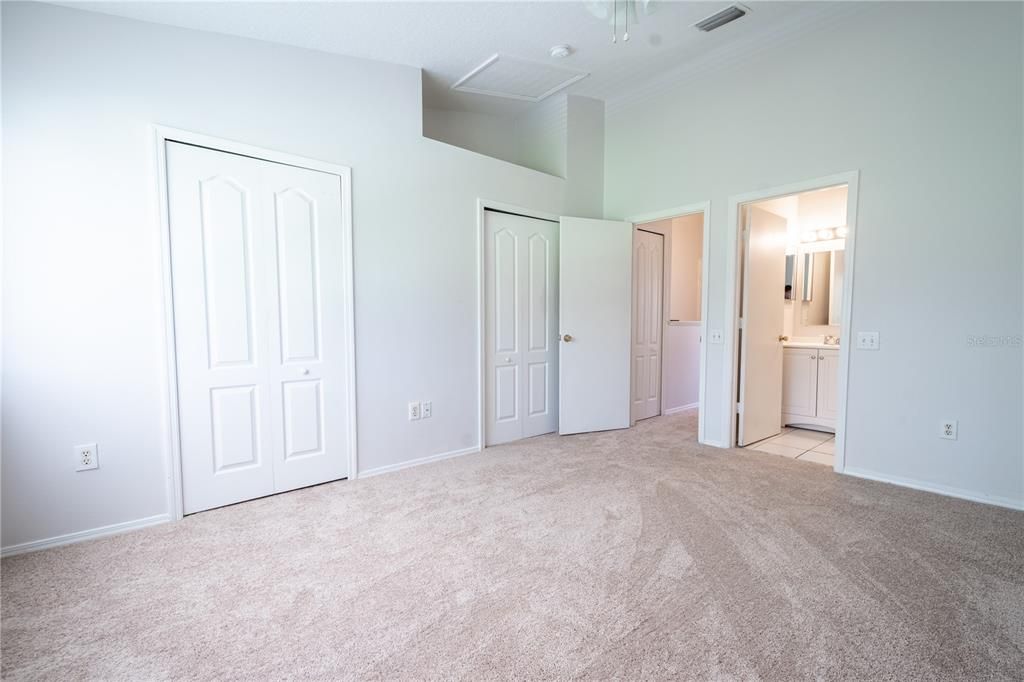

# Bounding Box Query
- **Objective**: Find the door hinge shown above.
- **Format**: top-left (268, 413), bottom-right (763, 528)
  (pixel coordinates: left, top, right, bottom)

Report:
top-left (736, 402), bottom-right (743, 414)
top-left (738, 317), bottom-right (745, 330)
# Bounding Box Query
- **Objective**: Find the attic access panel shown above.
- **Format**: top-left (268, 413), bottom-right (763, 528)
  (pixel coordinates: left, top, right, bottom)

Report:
top-left (451, 53), bottom-right (589, 102)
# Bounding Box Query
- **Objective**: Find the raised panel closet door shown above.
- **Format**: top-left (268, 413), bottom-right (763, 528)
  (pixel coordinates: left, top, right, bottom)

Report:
top-left (485, 216), bottom-right (523, 446)
top-left (485, 211), bottom-right (559, 445)
top-left (521, 224), bottom-right (559, 439)
top-left (631, 230), bottom-right (663, 422)
top-left (166, 142), bottom-right (276, 514)
top-left (261, 161), bottom-right (351, 493)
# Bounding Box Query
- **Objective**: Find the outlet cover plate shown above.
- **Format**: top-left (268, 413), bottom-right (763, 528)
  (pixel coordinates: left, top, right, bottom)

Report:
top-left (940, 420), bottom-right (958, 440)
top-left (75, 443), bottom-right (99, 471)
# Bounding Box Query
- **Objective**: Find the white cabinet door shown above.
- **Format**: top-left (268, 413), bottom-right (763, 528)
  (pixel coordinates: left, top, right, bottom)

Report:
top-left (816, 349), bottom-right (841, 422)
top-left (737, 207), bottom-right (788, 446)
top-left (485, 211), bottom-right (559, 445)
top-left (559, 216), bottom-right (633, 435)
top-left (631, 230), bottom-right (664, 422)
top-left (782, 348), bottom-right (819, 419)
top-left (167, 142), bottom-right (351, 514)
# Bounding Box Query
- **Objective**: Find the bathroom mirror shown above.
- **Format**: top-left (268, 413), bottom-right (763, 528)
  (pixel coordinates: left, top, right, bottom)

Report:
top-left (798, 248), bottom-right (844, 330)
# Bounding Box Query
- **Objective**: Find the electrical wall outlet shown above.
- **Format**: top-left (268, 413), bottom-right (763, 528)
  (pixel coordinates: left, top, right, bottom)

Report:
top-left (408, 401), bottom-right (421, 421)
top-left (421, 401), bottom-right (432, 419)
top-left (709, 329), bottom-right (724, 344)
top-left (940, 420), bottom-right (958, 440)
top-left (75, 443), bottom-right (99, 471)
top-left (856, 331), bottom-right (880, 350)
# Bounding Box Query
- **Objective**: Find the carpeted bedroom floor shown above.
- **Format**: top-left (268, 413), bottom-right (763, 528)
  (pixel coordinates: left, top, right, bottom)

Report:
top-left (2, 410), bottom-right (1023, 680)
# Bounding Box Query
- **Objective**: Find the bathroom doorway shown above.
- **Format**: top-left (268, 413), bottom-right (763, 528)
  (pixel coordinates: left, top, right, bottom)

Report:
top-left (725, 173), bottom-right (859, 471)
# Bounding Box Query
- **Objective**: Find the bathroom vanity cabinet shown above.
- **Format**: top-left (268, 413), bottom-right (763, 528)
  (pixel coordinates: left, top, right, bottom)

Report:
top-left (782, 345), bottom-right (839, 431)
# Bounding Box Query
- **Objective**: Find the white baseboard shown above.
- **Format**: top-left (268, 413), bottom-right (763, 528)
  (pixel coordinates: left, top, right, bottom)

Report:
top-left (842, 467), bottom-right (1024, 512)
top-left (664, 402), bottom-right (699, 416)
top-left (1, 513), bottom-right (172, 558)
top-left (359, 445), bottom-right (481, 479)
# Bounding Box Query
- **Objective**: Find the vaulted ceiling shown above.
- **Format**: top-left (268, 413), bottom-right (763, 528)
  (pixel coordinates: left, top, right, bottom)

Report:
top-left (57, 1), bottom-right (850, 116)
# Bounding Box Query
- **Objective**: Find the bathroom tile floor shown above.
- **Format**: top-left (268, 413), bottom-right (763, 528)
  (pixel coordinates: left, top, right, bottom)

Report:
top-left (745, 428), bottom-right (836, 466)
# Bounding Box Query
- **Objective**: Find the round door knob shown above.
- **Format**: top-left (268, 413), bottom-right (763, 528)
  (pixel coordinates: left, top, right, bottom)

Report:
top-left (778, 335), bottom-right (789, 342)
top-left (504, 357), bottom-right (512, 363)
top-left (562, 334), bottom-right (574, 343)
top-left (302, 368), bottom-right (310, 375)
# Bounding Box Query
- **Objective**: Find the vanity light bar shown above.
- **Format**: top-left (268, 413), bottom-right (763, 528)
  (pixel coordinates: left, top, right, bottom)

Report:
top-left (801, 225), bottom-right (848, 243)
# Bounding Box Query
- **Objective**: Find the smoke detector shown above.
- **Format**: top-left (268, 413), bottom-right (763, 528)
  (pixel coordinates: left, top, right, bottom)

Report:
top-left (550, 45), bottom-right (573, 59)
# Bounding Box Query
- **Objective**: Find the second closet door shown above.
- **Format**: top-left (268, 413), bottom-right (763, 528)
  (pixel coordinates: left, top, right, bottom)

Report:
top-left (485, 211), bottom-right (559, 446)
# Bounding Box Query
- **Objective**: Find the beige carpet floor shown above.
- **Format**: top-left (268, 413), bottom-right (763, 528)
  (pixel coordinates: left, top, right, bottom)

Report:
top-left (3, 411), bottom-right (1023, 680)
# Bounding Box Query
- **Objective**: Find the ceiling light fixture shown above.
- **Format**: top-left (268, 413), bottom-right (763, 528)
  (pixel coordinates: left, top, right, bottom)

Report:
top-left (550, 44), bottom-right (573, 59)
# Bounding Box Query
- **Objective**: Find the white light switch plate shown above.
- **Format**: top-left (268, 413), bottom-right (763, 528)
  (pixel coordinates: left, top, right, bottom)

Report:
top-left (856, 331), bottom-right (880, 350)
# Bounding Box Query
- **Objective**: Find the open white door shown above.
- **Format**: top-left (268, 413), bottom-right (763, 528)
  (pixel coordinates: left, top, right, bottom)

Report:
top-left (558, 216), bottom-right (633, 435)
top-left (737, 206), bottom-right (788, 446)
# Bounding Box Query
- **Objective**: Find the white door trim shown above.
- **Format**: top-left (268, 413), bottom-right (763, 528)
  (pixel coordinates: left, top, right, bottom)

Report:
top-left (626, 201), bottom-right (711, 444)
top-left (476, 199), bottom-right (560, 450)
top-left (153, 125), bottom-right (358, 521)
top-left (723, 171), bottom-right (860, 473)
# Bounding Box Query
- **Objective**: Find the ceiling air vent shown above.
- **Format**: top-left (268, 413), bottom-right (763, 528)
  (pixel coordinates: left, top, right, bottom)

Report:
top-left (694, 5), bottom-right (748, 32)
top-left (451, 54), bottom-right (589, 103)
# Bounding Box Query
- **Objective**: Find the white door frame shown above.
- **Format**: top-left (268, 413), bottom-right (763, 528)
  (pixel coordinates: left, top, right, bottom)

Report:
top-left (476, 199), bottom-right (560, 449)
top-left (723, 171), bottom-right (860, 473)
top-left (626, 201), bottom-right (711, 444)
top-left (154, 125), bottom-right (358, 521)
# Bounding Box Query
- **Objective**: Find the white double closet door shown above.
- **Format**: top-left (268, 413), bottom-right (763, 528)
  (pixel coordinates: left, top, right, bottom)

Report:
top-left (485, 211), bottom-right (635, 445)
top-left (166, 142), bottom-right (352, 514)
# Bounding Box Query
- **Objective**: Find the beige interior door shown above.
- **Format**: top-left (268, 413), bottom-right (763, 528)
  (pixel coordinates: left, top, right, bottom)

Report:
top-left (737, 206), bottom-right (788, 446)
top-left (631, 229), bottom-right (664, 422)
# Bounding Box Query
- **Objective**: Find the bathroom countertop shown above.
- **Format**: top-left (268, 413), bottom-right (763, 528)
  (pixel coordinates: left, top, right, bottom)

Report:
top-left (783, 341), bottom-right (841, 350)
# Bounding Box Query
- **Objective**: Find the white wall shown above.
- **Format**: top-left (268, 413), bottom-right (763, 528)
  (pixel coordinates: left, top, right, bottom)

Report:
top-left (422, 107), bottom-right (523, 170)
top-left (516, 95), bottom-right (568, 179)
top-left (423, 95), bottom-right (568, 178)
top-left (1, 3), bottom-right (595, 549)
top-left (605, 2), bottom-right (1023, 508)
top-left (565, 96), bottom-right (605, 218)
top-left (669, 214), bottom-right (703, 323)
